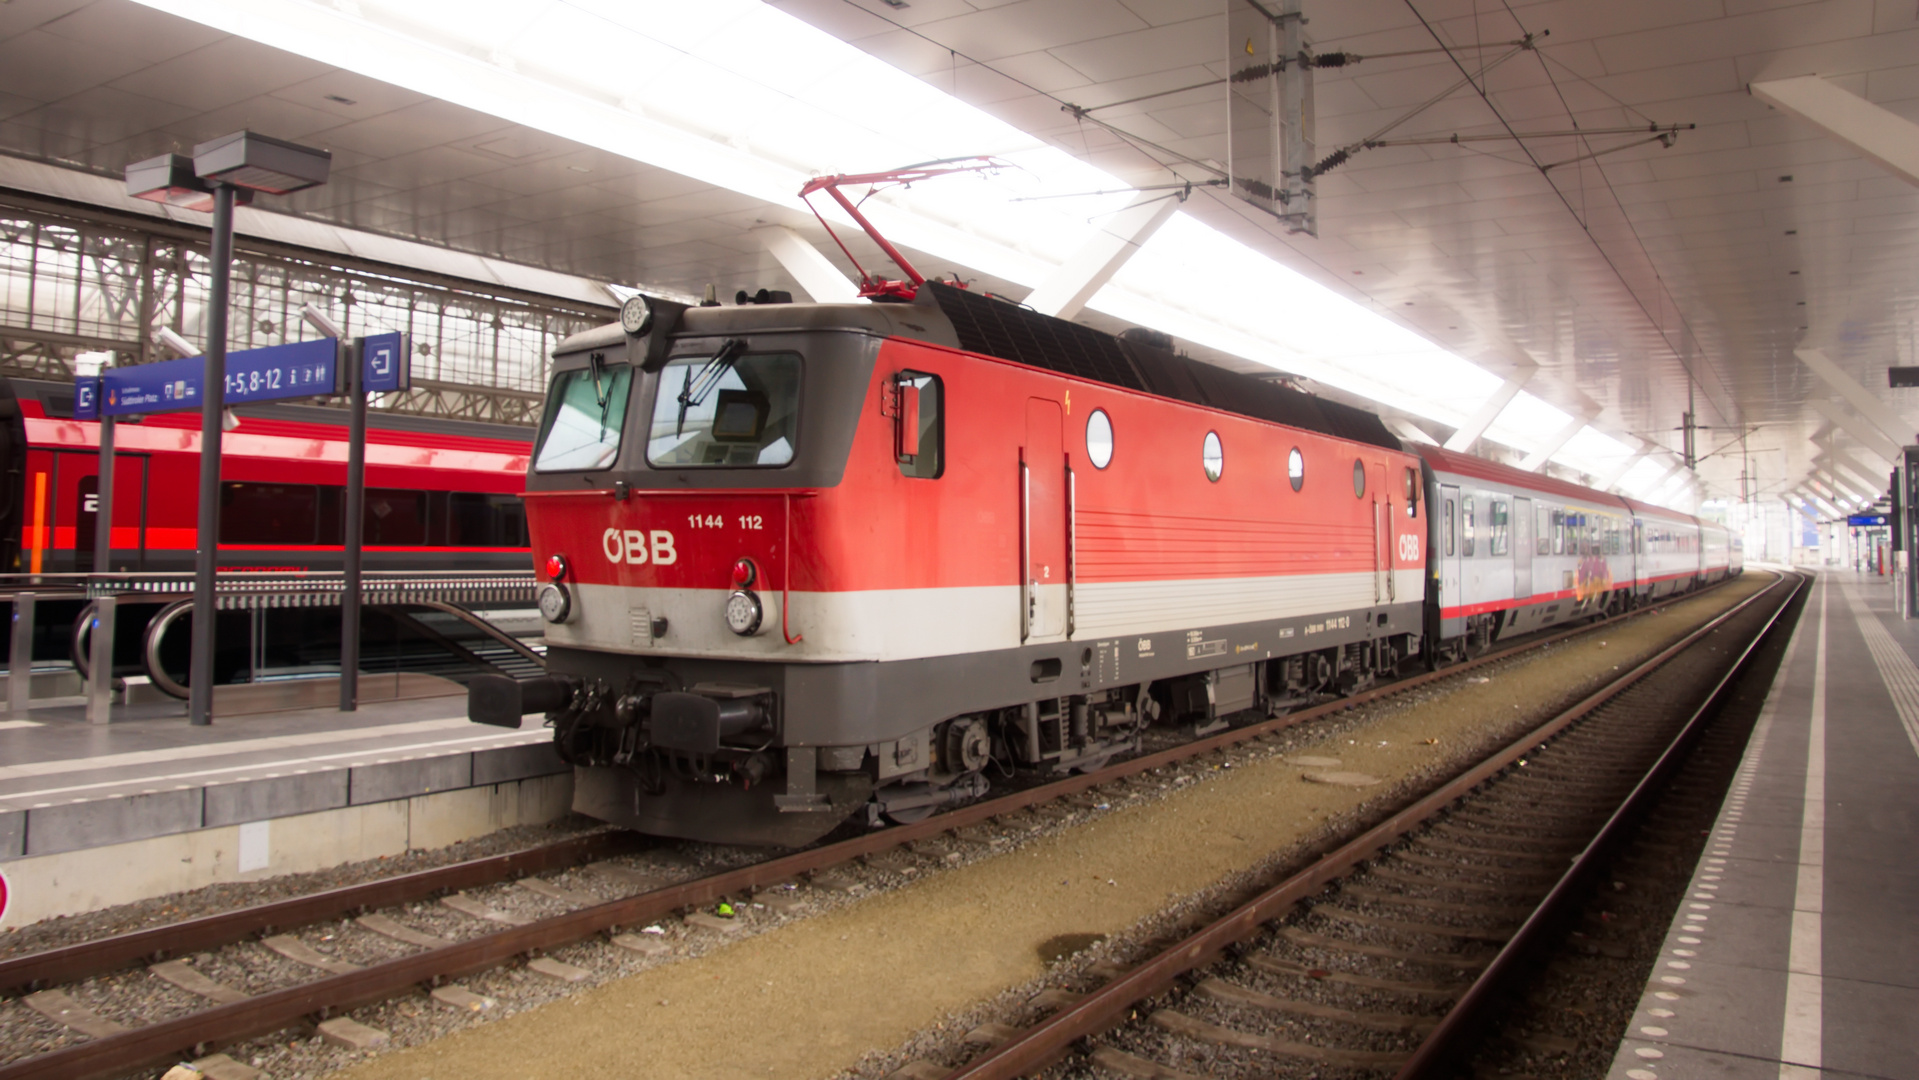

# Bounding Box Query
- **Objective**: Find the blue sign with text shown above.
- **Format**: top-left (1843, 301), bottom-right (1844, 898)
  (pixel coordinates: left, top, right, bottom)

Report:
top-left (360, 331), bottom-right (410, 394)
top-left (73, 377), bottom-right (99, 421)
top-left (1849, 514), bottom-right (1888, 527)
top-left (103, 338), bottom-right (340, 416)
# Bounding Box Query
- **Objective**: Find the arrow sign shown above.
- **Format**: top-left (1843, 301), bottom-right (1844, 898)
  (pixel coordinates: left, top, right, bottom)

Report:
top-left (360, 331), bottom-right (410, 394)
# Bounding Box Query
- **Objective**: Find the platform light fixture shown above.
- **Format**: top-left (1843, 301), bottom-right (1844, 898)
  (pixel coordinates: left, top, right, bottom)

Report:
top-left (191, 130), bottom-right (332, 195)
top-left (124, 153), bottom-right (222, 212)
top-left (124, 130), bottom-right (330, 727)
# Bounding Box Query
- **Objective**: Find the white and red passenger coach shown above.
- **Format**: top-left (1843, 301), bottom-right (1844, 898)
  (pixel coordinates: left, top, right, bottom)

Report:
top-left (471, 283), bottom-right (1735, 846)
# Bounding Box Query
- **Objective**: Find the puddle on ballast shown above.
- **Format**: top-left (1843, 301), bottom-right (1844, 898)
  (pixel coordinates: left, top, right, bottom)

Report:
top-left (1037, 932), bottom-right (1107, 965)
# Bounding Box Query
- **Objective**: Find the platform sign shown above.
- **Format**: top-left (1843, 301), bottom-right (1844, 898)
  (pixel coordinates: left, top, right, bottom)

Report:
top-left (73, 376), bottom-right (100, 421)
top-left (103, 338), bottom-right (340, 416)
top-left (103, 353), bottom-right (202, 415)
top-left (1849, 514), bottom-right (1888, 527)
top-left (360, 331), bottom-right (410, 394)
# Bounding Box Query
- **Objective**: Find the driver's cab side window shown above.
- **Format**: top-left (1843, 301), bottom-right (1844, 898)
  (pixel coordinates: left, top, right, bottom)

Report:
top-left (894, 371), bottom-right (943, 479)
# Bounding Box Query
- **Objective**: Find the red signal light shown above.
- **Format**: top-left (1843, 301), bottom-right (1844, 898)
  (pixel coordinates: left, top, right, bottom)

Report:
top-left (545, 554), bottom-right (568, 581)
top-left (731, 557), bottom-right (757, 589)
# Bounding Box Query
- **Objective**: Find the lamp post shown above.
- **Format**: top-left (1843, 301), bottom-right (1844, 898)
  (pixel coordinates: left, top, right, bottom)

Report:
top-left (127, 133), bottom-right (330, 725)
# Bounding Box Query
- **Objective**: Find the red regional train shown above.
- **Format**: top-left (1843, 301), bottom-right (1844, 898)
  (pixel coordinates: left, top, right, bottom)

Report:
top-left (0, 378), bottom-right (532, 575)
top-left (471, 285), bottom-right (1739, 847)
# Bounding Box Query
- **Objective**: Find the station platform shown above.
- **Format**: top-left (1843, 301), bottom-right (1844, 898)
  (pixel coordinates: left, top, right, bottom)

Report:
top-left (1607, 571), bottom-right (1919, 1080)
top-left (0, 683), bottom-right (566, 928)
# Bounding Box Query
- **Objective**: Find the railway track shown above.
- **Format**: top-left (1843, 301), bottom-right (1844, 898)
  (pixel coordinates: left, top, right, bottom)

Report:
top-left (919, 571), bottom-right (1802, 1080)
top-left (0, 579), bottom-right (1761, 1080)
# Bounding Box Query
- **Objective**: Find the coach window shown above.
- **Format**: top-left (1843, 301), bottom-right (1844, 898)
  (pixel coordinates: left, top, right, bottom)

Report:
top-left (535, 357), bottom-right (632, 472)
top-left (1202, 431), bottom-right (1223, 481)
top-left (365, 489), bottom-right (427, 546)
top-left (221, 483), bottom-right (318, 544)
top-left (1288, 447), bottom-right (1304, 491)
top-left (1351, 458), bottom-right (1366, 498)
top-left (1085, 409), bottom-right (1114, 470)
top-left (1462, 496), bottom-right (1476, 557)
top-left (1404, 466), bottom-right (1418, 516)
top-left (1490, 499), bottom-right (1510, 556)
top-left (1444, 498), bottom-right (1456, 556)
top-left (895, 371), bottom-right (943, 479)
top-left (1535, 505), bottom-right (1551, 555)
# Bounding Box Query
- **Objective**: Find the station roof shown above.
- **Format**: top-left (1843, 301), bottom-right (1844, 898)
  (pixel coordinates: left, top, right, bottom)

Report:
top-left (0, 0), bottom-right (1914, 516)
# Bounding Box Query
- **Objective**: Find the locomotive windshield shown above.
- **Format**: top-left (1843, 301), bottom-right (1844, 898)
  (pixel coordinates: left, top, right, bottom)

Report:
top-left (647, 350), bottom-right (800, 468)
top-left (534, 359), bottom-right (633, 472)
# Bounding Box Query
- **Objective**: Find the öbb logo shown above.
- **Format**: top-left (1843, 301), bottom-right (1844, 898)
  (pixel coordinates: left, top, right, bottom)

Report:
top-left (603, 528), bottom-right (678, 566)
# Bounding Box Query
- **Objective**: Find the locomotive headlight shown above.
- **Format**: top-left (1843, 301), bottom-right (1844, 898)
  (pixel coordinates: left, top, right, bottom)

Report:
top-left (536, 582), bottom-right (572, 624)
top-left (544, 553), bottom-right (568, 581)
top-left (730, 557), bottom-right (757, 589)
top-left (724, 590), bottom-right (763, 636)
top-left (619, 294), bottom-right (653, 336)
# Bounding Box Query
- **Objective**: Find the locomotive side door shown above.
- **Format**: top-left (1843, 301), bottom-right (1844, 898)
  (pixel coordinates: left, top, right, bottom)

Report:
top-left (1512, 496), bottom-right (1533, 599)
top-left (1371, 462), bottom-right (1392, 602)
top-left (1440, 484), bottom-right (1462, 616)
top-left (1023, 398), bottom-right (1067, 641)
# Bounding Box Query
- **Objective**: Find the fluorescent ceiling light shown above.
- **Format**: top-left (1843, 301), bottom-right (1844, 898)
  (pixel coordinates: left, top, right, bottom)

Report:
top-left (139, 0), bottom-right (1627, 474)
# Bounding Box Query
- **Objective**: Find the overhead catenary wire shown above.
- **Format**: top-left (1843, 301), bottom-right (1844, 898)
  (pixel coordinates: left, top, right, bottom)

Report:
top-left (1401, 0), bottom-right (1739, 436)
top-left (1494, 0), bottom-right (1740, 440)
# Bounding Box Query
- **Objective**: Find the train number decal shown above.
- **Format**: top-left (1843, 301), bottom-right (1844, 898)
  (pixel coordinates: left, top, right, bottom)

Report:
top-left (1397, 534), bottom-right (1420, 562)
top-left (602, 528), bottom-right (679, 566)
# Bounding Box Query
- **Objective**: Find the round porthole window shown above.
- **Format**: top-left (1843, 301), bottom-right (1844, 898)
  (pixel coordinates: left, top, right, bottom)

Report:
top-left (1288, 447), bottom-right (1304, 492)
top-left (1202, 431), bottom-right (1224, 482)
top-left (1352, 458), bottom-right (1367, 498)
top-left (1086, 409), bottom-right (1114, 469)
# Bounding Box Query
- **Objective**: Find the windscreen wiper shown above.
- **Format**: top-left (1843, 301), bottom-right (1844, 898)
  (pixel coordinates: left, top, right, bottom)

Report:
top-left (676, 337), bottom-right (747, 436)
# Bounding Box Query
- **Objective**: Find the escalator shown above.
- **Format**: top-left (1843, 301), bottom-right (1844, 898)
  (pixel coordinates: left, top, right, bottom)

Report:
top-left (73, 599), bottom-right (546, 707)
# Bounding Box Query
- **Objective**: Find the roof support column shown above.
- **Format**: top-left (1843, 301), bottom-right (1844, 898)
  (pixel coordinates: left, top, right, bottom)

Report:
top-left (1796, 347), bottom-right (1917, 448)
top-left (753, 227), bottom-right (860, 304)
top-left (1594, 447), bottom-right (1650, 492)
top-left (1807, 397), bottom-right (1899, 465)
top-left (1442, 367), bottom-right (1534, 453)
top-left (1517, 406), bottom-right (1598, 472)
top-left (1022, 191), bottom-right (1183, 320)
top-left (1637, 459), bottom-right (1687, 500)
top-left (1751, 76), bottom-right (1919, 188)
top-left (1817, 449), bottom-right (1887, 498)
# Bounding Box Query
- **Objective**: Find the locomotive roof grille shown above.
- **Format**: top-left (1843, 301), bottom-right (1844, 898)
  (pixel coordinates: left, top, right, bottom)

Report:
top-left (919, 282), bottom-right (1148, 393)
top-left (916, 281), bottom-right (1400, 453)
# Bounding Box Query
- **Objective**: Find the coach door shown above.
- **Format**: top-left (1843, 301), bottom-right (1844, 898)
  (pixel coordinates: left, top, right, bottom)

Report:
top-left (1513, 496), bottom-right (1533, 599)
top-left (1022, 398), bottom-right (1068, 641)
top-left (1440, 484), bottom-right (1462, 611)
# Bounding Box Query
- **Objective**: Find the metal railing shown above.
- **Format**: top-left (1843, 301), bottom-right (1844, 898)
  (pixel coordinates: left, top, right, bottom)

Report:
top-left (0, 570), bottom-right (535, 610)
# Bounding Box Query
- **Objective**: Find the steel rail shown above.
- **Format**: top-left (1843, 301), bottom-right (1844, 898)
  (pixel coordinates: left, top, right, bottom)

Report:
top-left (0, 577), bottom-right (1742, 1079)
top-left (0, 832), bottom-right (641, 998)
top-left (936, 571), bottom-right (1795, 1080)
top-left (1393, 570), bottom-right (1807, 1078)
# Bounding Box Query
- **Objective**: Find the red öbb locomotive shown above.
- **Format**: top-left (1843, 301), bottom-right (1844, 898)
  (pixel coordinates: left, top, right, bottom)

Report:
top-left (474, 278), bottom-right (1738, 847)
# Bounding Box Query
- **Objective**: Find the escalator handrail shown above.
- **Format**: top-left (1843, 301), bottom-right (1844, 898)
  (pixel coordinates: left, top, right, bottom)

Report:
top-left (403, 600), bottom-right (546, 669)
top-left (142, 598), bottom-right (194, 700)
